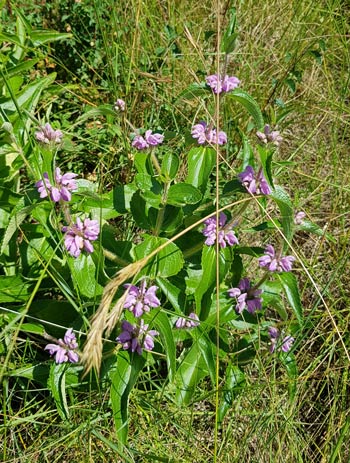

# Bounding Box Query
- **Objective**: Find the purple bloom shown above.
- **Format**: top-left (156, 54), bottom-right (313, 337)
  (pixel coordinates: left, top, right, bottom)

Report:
top-left (259, 244), bottom-right (295, 273)
top-left (44, 328), bottom-right (79, 364)
top-left (35, 167), bottom-right (78, 203)
top-left (123, 280), bottom-right (161, 317)
top-left (202, 212), bottom-right (238, 248)
top-left (228, 278), bottom-right (262, 314)
top-left (175, 312), bottom-right (200, 329)
top-left (116, 319), bottom-right (159, 355)
top-left (256, 125), bottom-right (283, 146)
top-left (62, 217), bottom-right (100, 258)
top-left (191, 121), bottom-right (227, 146)
top-left (206, 74), bottom-right (240, 94)
top-left (268, 327), bottom-right (294, 353)
top-left (238, 165), bottom-right (271, 195)
top-left (35, 123), bottom-right (63, 145)
top-left (294, 211), bottom-right (306, 225)
top-left (131, 130), bottom-right (164, 150)
top-left (114, 99), bottom-right (126, 111)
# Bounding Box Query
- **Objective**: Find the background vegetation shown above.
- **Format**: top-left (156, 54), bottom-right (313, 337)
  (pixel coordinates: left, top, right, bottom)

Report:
top-left (1, 0), bottom-right (349, 461)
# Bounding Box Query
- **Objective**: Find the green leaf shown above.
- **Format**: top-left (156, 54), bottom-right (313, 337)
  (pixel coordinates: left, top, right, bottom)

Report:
top-left (133, 236), bottom-right (184, 278)
top-left (161, 152), bottom-right (179, 180)
top-left (70, 254), bottom-right (103, 298)
top-left (228, 89), bottom-right (264, 129)
top-left (153, 310), bottom-right (176, 381)
top-left (167, 183), bottom-right (202, 206)
top-left (176, 83), bottom-right (209, 102)
top-left (270, 185), bottom-right (294, 247)
top-left (175, 342), bottom-right (208, 406)
top-left (30, 30), bottom-right (72, 45)
top-left (221, 7), bottom-right (238, 54)
top-left (47, 363), bottom-right (70, 421)
top-left (110, 351), bottom-right (145, 444)
top-left (195, 331), bottom-right (216, 385)
top-left (218, 364), bottom-right (245, 424)
top-left (0, 275), bottom-right (29, 302)
top-left (298, 219), bottom-right (335, 243)
top-left (19, 323), bottom-right (45, 335)
top-left (130, 190), bottom-right (151, 229)
top-left (281, 353), bottom-right (297, 401)
top-left (277, 272), bottom-right (303, 327)
top-left (186, 146), bottom-right (216, 192)
top-left (156, 276), bottom-right (185, 311)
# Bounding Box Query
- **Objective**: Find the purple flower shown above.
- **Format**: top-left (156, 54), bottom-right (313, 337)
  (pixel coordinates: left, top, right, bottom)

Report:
top-left (175, 312), bottom-right (200, 329)
top-left (131, 130), bottom-right (164, 150)
top-left (35, 167), bottom-right (78, 203)
top-left (238, 165), bottom-right (271, 195)
top-left (259, 245), bottom-right (295, 273)
top-left (256, 125), bottom-right (283, 146)
top-left (35, 123), bottom-right (63, 145)
top-left (228, 278), bottom-right (262, 314)
top-left (206, 74), bottom-right (240, 94)
top-left (294, 211), bottom-right (306, 225)
top-left (123, 280), bottom-right (161, 317)
top-left (114, 99), bottom-right (126, 111)
top-left (116, 319), bottom-right (159, 355)
top-left (62, 217), bottom-right (100, 258)
top-left (202, 212), bottom-right (238, 248)
top-left (191, 121), bottom-right (227, 146)
top-left (268, 327), bottom-right (294, 353)
top-left (44, 328), bottom-right (79, 364)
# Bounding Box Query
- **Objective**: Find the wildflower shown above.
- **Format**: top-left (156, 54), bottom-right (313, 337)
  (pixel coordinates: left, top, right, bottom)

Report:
top-left (44, 328), bottom-right (79, 363)
top-left (206, 74), bottom-right (240, 94)
top-left (131, 130), bottom-right (164, 150)
top-left (202, 212), bottom-right (238, 248)
top-left (294, 211), bottom-right (306, 225)
top-left (116, 319), bottom-right (159, 355)
top-left (123, 280), bottom-right (161, 318)
top-left (114, 98), bottom-right (126, 111)
top-left (256, 124), bottom-right (283, 146)
top-left (35, 123), bottom-right (63, 145)
top-left (35, 167), bottom-right (78, 202)
top-left (258, 244), bottom-right (295, 273)
top-left (62, 217), bottom-right (100, 258)
top-left (238, 165), bottom-right (271, 195)
top-left (175, 312), bottom-right (200, 329)
top-left (191, 121), bottom-right (227, 146)
top-left (228, 278), bottom-right (262, 314)
top-left (268, 326), bottom-right (294, 353)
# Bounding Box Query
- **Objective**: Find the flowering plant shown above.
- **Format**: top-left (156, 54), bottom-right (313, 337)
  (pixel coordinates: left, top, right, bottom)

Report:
top-left (2, 11), bottom-right (330, 448)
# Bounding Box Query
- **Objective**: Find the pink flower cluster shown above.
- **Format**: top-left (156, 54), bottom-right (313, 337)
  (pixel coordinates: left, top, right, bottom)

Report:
top-left (238, 166), bottom-right (271, 195)
top-left (191, 121), bottom-right (227, 146)
top-left (132, 130), bottom-right (164, 150)
top-left (228, 278), bottom-right (262, 314)
top-left (206, 74), bottom-right (240, 94)
top-left (123, 280), bottom-right (161, 318)
top-left (36, 167), bottom-right (78, 203)
top-left (175, 312), bottom-right (200, 329)
top-left (256, 125), bottom-right (283, 146)
top-left (268, 327), bottom-right (294, 353)
top-left (44, 328), bottom-right (79, 364)
top-left (35, 123), bottom-right (63, 145)
top-left (259, 245), bottom-right (295, 273)
top-left (62, 217), bottom-right (100, 258)
top-left (202, 212), bottom-right (238, 248)
top-left (117, 319), bottom-right (159, 355)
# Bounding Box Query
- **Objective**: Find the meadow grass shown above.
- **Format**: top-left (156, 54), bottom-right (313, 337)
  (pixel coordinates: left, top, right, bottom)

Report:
top-left (1, 0), bottom-right (350, 462)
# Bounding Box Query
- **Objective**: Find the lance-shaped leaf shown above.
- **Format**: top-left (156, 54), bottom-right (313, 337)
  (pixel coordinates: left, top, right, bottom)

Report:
top-left (277, 272), bottom-right (303, 327)
top-left (228, 89), bottom-right (264, 129)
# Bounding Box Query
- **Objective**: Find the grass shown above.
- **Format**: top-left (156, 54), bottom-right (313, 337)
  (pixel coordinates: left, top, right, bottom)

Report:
top-left (1, 0), bottom-right (350, 461)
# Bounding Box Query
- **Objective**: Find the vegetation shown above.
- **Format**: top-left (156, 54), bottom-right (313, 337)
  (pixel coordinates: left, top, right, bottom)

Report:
top-left (0, 0), bottom-right (349, 462)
